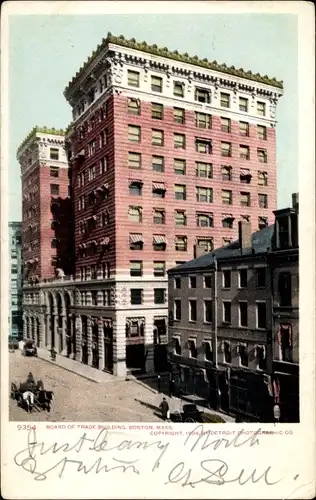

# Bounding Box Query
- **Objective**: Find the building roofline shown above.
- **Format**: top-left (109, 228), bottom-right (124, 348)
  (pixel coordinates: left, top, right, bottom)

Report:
top-left (64, 32), bottom-right (284, 95)
top-left (17, 126), bottom-right (65, 156)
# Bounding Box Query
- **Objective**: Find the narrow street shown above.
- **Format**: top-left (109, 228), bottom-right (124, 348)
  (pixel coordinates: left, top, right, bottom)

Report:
top-left (9, 353), bottom-right (194, 422)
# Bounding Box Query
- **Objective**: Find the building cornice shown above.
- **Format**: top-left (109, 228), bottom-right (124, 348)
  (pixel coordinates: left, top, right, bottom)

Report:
top-left (17, 126), bottom-right (65, 159)
top-left (64, 33), bottom-right (283, 99)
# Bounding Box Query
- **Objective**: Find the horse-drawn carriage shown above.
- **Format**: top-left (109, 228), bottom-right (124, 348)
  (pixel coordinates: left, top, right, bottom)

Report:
top-left (11, 377), bottom-right (54, 414)
top-left (170, 404), bottom-right (205, 423)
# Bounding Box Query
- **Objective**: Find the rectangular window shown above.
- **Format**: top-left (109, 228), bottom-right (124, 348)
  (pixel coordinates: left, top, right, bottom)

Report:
top-left (175, 236), bottom-right (187, 251)
top-left (51, 238), bottom-right (58, 249)
top-left (257, 101), bottom-right (266, 116)
top-left (256, 267), bottom-right (266, 287)
top-left (50, 148), bottom-right (59, 160)
top-left (239, 97), bottom-right (249, 112)
top-left (196, 139), bottom-right (212, 154)
top-left (240, 192), bottom-right (251, 207)
top-left (239, 302), bottom-right (248, 327)
top-left (189, 300), bottom-right (197, 321)
top-left (174, 184), bottom-right (186, 200)
top-left (128, 152), bottom-right (141, 169)
top-left (239, 269), bottom-right (248, 288)
top-left (173, 82), bottom-right (184, 97)
top-left (152, 155), bottom-right (164, 173)
top-left (196, 161), bottom-right (212, 178)
top-left (197, 238), bottom-right (213, 253)
top-left (127, 70), bottom-right (140, 87)
top-left (258, 216), bottom-right (268, 230)
top-left (222, 215), bottom-right (234, 229)
top-left (221, 166), bottom-right (232, 181)
top-left (174, 133), bottom-right (186, 149)
top-left (220, 92), bottom-right (230, 108)
top-left (127, 98), bottom-right (141, 115)
top-left (259, 193), bottom-right (268, 208)
top-left (223, 270), bottom-right (231, 288)
top-left (153, 261), bottom-right (165, 277)
top-left (223, 302), bottom-right (231, 323)
top-left (128, 125), bottom-right (141, 143)
top-left (174, 159), bottom-right (186, 175)
top-left (174, 107), bottom-right (185, 124)
top-left (100, 157), bottom-right (108, 174)
top-left (238, 344), bottom-right (249, 367)
top-left (174, 299), bottom-right (181, 320)
top-left (196, 212), bottom-right (213, 227)
top-left (153, 209), bottom-right (165, 225)
top-left (154, 288), bottom-right (166, 304)
top-left (196, 187), bottom-right (213, 203)
top-left (204, 275), bottom-right (212, 288)
top-left (257, 302), bottom-right (267, 329)
top-left (128, 206), bottom-right (142, 223)
top-left (151, 75), bottom-right (163, 92)
top-left (240, 145), bottom-right (250, 160)
top-left (189, 276), bottom-right (196, 288)
top-left (152, 129), bottom-right (164, 146)
top-left (222, 189), bottom-right (232, 205)
top-left (221, 117), bottom-right (231, 133)
top-left (239, 121), bottom-right (249, 137)
top-left (195, 88), bottom-right (210, 103)
top-left (174, 277), bottom-right (181, 289)
top-left (257, 149), bottom-right (268, 163)
top-left (129, 181), bottom-right (142, 196)
top-left (130, 289), bottom-right (143, 305)
top-left (257, 125), bottom-right (267, 140)
top-left (153, 235), bottom-right (166, 251)
top-left (152, 184), bottom-right (166, 198)
top-left (50, 166), bottom-right (59, 177)
top-left (175, 211), bottom-right (187, 226)
top-left (152, 102), bottom-right (163, 120)
top-left (88, 140), bottom-right (96, 156)
top-left (129, 234), bottom-right (143, 251)
top-left (258, 171), bottom-right (268, 186)
top-left (99, 130), bottom-right (107, 148)
top-left (50, 184), bottom-right (59, 196)
top-left (195, 112), bottom-right (211, 129)
top-left (204, 300), bottom-right (213, 323)
top-left (221, 142), bottom-right (232, 157)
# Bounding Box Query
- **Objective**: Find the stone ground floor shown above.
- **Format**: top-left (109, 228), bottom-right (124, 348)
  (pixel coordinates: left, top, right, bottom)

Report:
top-left (23, 304), bottom-right (169, 378)
top-left (9, 352), bottom-right (233, 422)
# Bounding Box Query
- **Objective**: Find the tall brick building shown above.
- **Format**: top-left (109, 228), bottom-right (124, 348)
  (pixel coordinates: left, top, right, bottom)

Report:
top-left (21, 34), bottom-right (283, 377)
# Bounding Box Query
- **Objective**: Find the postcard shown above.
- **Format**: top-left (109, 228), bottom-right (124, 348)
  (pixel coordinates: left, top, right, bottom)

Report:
top-left (1, 1), bottom-right (315, 499)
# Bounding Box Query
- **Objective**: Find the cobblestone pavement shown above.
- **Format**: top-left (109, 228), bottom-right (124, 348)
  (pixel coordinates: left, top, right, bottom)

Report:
top-left (9, 353), bottom-right (217, 422)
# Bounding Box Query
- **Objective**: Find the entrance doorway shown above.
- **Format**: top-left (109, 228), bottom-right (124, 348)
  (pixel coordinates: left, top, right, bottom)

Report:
top-left (126, 343), bottom-right (145, 374)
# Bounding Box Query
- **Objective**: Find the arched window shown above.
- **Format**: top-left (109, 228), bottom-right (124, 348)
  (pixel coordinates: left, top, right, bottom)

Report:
top-left (278, 272), bottom-right (292, 306)
top-left (173, 337), bottom-right (181, 355)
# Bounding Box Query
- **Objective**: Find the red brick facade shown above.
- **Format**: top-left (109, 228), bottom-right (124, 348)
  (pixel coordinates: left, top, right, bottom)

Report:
top-left (70, 94), bottom-right (276, 278)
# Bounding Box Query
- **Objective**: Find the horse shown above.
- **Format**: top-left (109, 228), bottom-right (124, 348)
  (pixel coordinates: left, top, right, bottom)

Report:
top-left (22, 391), bottom-right (35, 413)
top-left (37, 390), bottom-right (54, 412)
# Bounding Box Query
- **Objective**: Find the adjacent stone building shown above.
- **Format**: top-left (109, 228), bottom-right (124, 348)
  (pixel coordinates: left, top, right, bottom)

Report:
top-left (168, 194), bottom-right (299, 422)
top-left (9, 222), bottom-right (23, 339)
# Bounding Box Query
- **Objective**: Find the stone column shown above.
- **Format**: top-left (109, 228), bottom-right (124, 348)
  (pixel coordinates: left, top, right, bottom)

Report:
top-left (145, 317), bottom-right (155, 374)
top-left (45, 313), bottom-right (51, 349)
top-left (23, 312), bottom-right (27, 340)
top-left (53, 313), bottom-right (59, 351)
top-left (87, 316), bottom-right (93, 366)
top-left (98, 319), bottom-right (104, 371)
top-left (39, 314), bottom-right (45, 348)
top-left (112, 312), bottom-right (127, 378)
top-left (70, 314), bottom-right (76, 359)
top-left (75, 315), bottom-right (82, 361)
top-left (61, 313), bottom-right (67, 356)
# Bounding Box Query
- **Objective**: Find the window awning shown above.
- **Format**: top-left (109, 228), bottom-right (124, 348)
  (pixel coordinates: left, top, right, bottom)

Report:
top-left (152, 182), bottom-right (166, 191)
top-left (90, 240), bottom-right (97, 246)
top-left (222, 214), bottom-right (235, 220)
top-left (129, 179), bottom-right (143, 186)
top-left (129, 233), bottom-right (144, 243)
top-left (240, 168), bottom-right (252, 177)
top-left (153, 235), bottom-right (166, 244)
top-left (100, 236), bottom-right (110, 246)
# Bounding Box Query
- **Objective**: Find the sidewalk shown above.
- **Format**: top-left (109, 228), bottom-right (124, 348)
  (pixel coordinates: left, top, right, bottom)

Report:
top-left (35, 348), bottom-right (121, 384)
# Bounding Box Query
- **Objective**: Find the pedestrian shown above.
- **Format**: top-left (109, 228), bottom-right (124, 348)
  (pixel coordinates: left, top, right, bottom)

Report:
top-left (157, 374), bottom-right (161, 393)
top-left (169, 379), bottom-right (175, 398)
top-left (159, 397), bottom-right (169, 421)
top-left (27, 372), bottom-right (35, 391)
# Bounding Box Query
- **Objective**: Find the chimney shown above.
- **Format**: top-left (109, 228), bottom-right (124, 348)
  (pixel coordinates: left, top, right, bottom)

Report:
top-left (238, 221), bottom-right (252, 251)
top-left (292, 192), bottom-right (299, 211)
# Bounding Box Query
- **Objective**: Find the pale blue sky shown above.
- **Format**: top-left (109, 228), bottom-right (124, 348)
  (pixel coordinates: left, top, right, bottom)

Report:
top-left (8, 14), bottom-right (297, 221)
